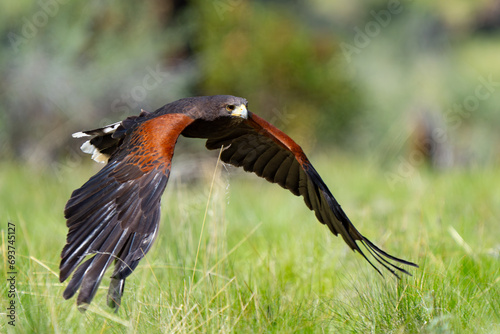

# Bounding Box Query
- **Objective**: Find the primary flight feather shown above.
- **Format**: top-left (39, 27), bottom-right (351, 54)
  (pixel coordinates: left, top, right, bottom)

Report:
top-left (60, 95), bottom-right (418, 311)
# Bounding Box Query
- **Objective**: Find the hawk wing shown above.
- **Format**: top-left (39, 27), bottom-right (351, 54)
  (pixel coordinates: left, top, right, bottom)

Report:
top-left (60, 113), bottom-right (194, 311)
top-left (205, 112), bottom-right (418, 277)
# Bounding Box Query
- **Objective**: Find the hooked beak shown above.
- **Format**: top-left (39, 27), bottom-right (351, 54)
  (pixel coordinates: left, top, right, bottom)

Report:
top-left (231, 104), bottom-right (248, 119)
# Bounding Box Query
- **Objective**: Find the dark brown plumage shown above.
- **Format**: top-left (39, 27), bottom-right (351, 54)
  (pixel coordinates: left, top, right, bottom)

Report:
top-left (60, 95), bottom-right (418, 312)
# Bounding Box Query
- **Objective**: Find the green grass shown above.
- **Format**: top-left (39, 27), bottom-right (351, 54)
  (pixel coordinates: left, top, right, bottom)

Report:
top-left (1, 154), bottom-right (499, 333)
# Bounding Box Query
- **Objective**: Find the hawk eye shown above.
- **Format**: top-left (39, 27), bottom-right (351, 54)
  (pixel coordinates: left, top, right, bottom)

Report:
top-left (226, 104), bottom-right (235, 112)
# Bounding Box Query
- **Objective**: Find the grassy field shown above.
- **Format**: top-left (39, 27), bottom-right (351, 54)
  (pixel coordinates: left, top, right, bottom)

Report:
top-left (1, 153), bottom-right (499, 333)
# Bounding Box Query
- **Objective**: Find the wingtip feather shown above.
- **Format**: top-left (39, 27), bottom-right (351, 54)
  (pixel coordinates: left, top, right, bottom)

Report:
top-left (358, 237), bottom-right (418, 279)
top-left (107, 278), bottom-right (125, 312)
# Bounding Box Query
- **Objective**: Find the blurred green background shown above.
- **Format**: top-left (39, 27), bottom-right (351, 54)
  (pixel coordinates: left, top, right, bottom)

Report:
top-left (1, 0), bottom-right (499, 169)
top-left (2, 1), bottom-right (500, 332)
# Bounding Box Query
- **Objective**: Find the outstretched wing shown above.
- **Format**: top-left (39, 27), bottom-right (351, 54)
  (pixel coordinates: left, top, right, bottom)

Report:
top-left (60, 113), bottom-right (194, 311)
top-left (205, 112), bottom-right (418, 277)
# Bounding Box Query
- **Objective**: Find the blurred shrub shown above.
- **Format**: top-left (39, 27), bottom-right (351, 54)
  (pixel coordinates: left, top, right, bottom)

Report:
top-left (0, 1), bottom-right (192, 164)
top-left (192, 1), bottom-right (363, 149)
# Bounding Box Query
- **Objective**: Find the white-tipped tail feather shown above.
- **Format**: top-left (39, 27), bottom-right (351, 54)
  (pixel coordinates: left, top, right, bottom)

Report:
top-left (72, 131), bottom-right (90, 138)
top-left (73, 121), bottom-right (123, 163)
top-left (80, 140), bottom-right (109, 163)
top-left (101, 122), bottom-right (121, 134)
top-left (72, 122), bottom-right (121, 138)
top-left (73, 111), bottom-right (151, 164)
